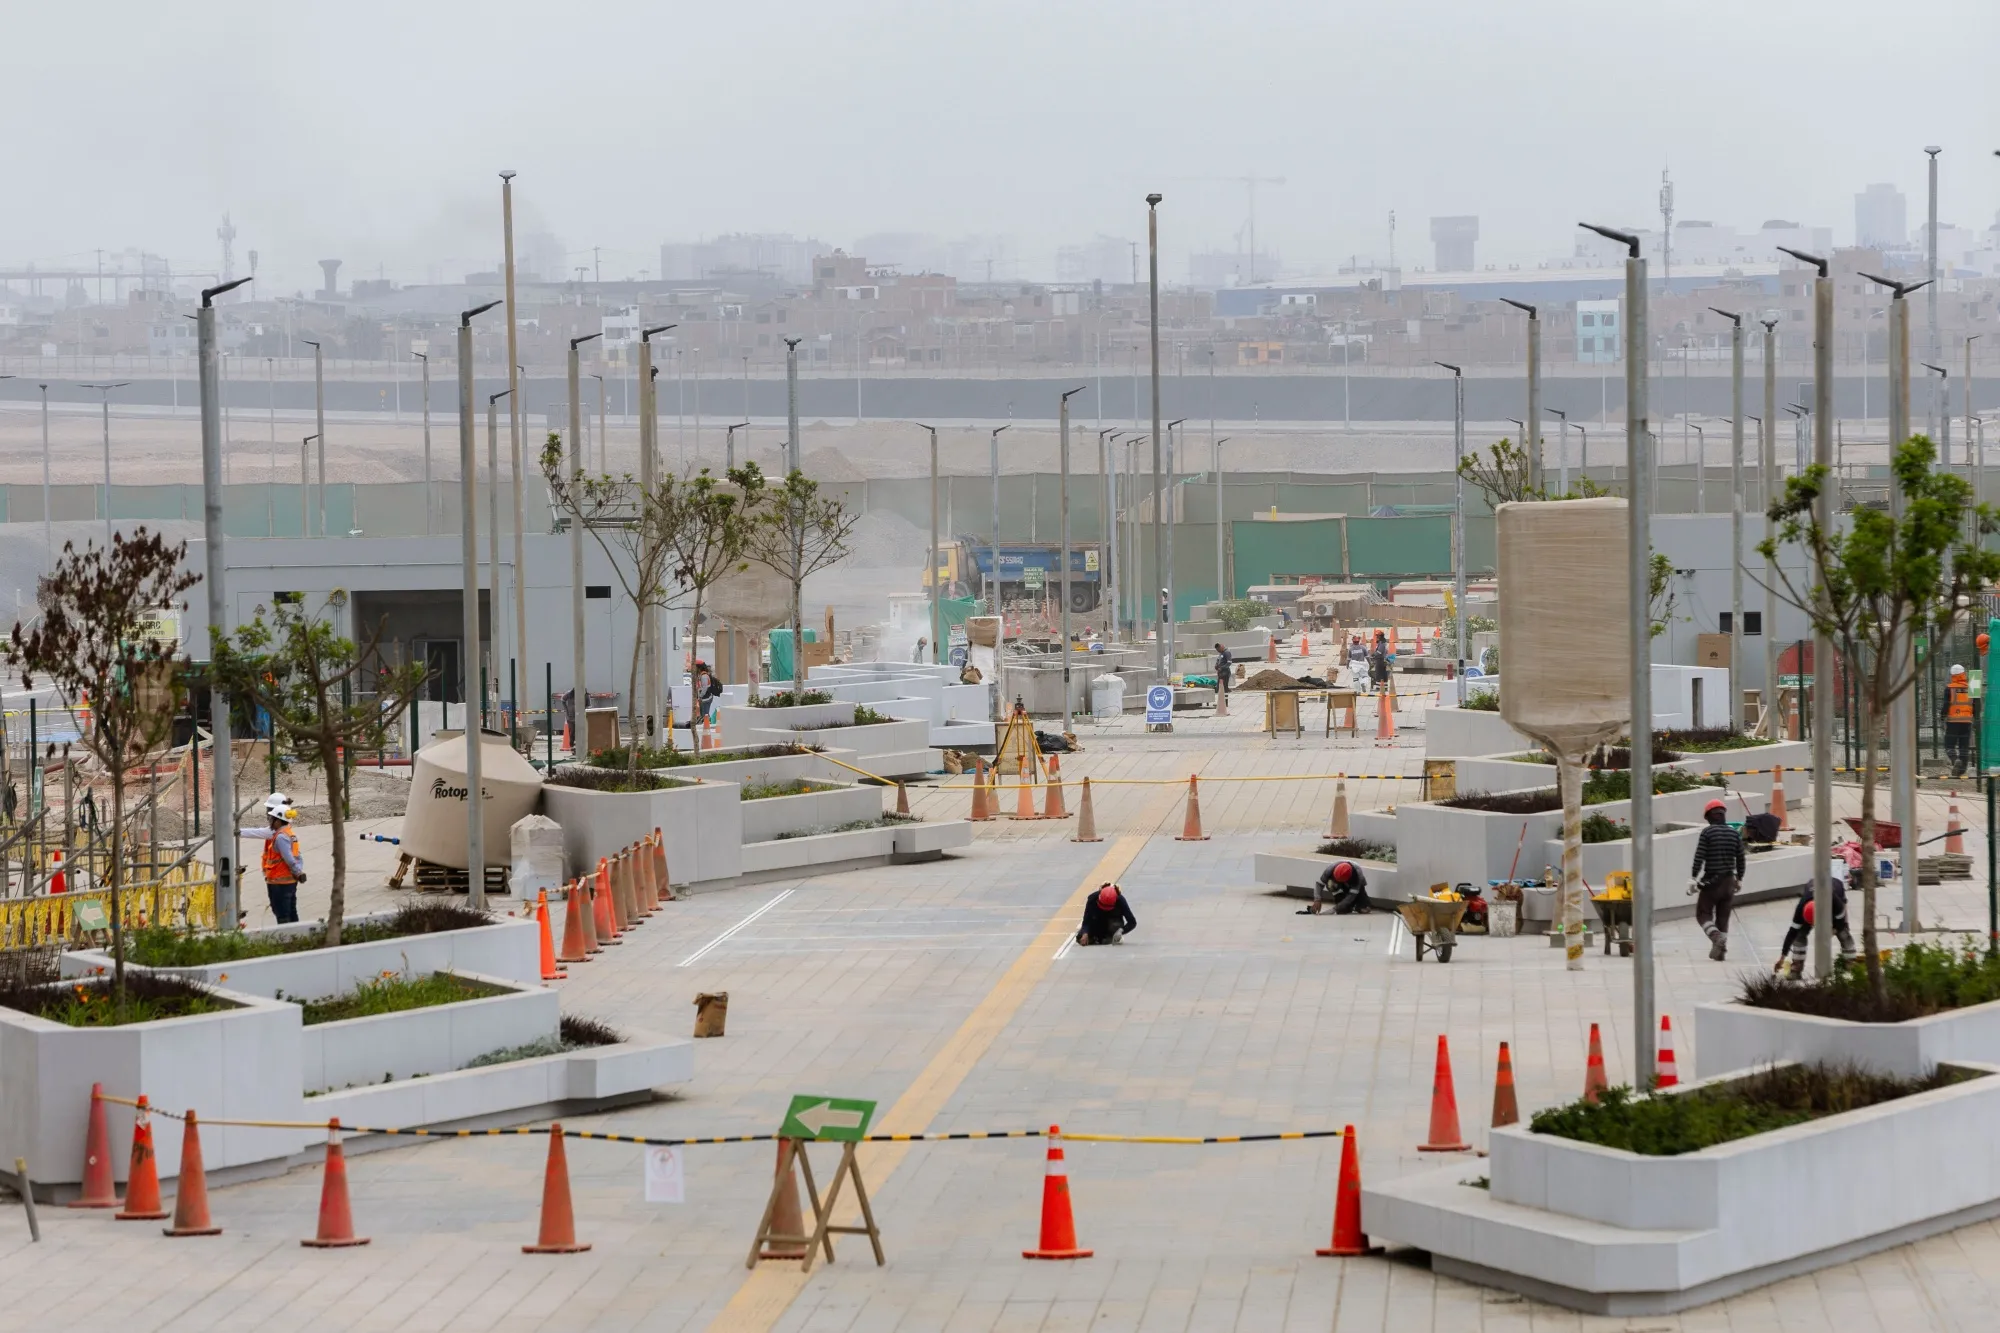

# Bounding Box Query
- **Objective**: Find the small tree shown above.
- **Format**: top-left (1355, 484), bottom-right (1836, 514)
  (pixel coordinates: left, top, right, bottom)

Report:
top-left (212, 591), bottom-right (427, 945)
top-left (1761, 435), bottom-right (2000, 1000)
top-left (540, 433), bottom-right (689, 778)
top-left (4, 530), bottom-right (199, 1001)
top-left (743, 470), bottom-right (860, 696)
top-left (1457, 437), bottom-right (1535, 508)
top-left (666, 463), bottom-right (767, 743)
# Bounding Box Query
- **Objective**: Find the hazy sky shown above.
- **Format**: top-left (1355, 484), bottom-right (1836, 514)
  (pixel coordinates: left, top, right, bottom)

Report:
top-left (11, 0), bottom-right (1998, 295)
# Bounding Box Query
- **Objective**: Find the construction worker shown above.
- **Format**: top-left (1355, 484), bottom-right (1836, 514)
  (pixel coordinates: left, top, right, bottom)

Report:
top-left (1303, 860), bottom-right (1373, 915)
top-left (912, 636), bottom-right (929, 663)
top-left (1212, 642), bottom-right (1233, 703)
top-left (1075, 882), bottom-right (1137, 946)
top-left (1943, 664), bottom-right (1974, 778)
top-left (1347, 635), bottom-right (1370, 690)
top-left (241, 792), bottom-right (306, 924)
top-left (1777, 853), bottom-right (1859, 979)
top-left (1689, 798), bottom-right (1746, 961)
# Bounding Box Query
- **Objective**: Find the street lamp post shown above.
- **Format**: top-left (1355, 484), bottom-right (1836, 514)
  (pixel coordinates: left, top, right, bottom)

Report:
top-left (414, 352), bottom-right (432, 535)
top-left (499, 171), bottom-right (530, 735)
top-left (637, 325), bottom-right (675, 741)
top-left (79, 381), bottom-right (130, 546)
top-left (458, 301), bottom-right (501, 908)
top-left (1925, 365), bottom-right (1951, 458)
top-left (1059, 386), bottom-right (1087, 734)
top-left (1439, 363), bottom-right (1467, 703)
top-left (300, 435), bottom-right (317, 531)
top-left (988, 424), bottom-right (1011, 614)
top-left (1581, 221), bottom-right (1653, 1072)
top-left (568, 333), bottom-right (602, 746)
top-left (588, 373), bottom-right (607, 472)
top-left (486, 387), bottom-right (512, 730)
top-left (1762, 320), bottom-right (1780, 736)
top-left (1710, 308), bottom-right (1747, 736)
top-left (724, 422), bottom-right (749, 470)
top-left (200, 276), bottom-right (253, 931)
top-left (1968, 336), bottom-right (1982, 513)
top-left (1549, 409), bottom-right (1568, 495)
top-left (1862, 269), bottom-right (1933, 933)
top-left (1927, 147), bottom-right (1942, 447)
top-left (1500, 299), bottom-right (1541, 493)
top-left (35, 380), bottom-right (52, 566)
top-left (1099, 429), bottom-right (1121, 639)
top-left (1165, 416), bottom-right (1187, 648)
top-left (1146, 192), bottom-right (1168, 680)
top-left (917, 423), bottom-right (941, 664)
top-left (1213, 436), bottom-right (1232, 606)
top-left (301, 340), bottom-right (324, 536)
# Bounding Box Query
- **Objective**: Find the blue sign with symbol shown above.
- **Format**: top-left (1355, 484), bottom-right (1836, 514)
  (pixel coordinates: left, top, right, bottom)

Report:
top-left (949, 646), bottom-right (968, 667)
top-left (1145, 685), bottom-right (1174, 725)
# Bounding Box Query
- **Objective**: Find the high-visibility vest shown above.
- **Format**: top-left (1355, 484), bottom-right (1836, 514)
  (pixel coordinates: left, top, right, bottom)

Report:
top-left (261, 830), bottom-right (298, 884)
top-left (1948, 682), bottom-right (1974, 723)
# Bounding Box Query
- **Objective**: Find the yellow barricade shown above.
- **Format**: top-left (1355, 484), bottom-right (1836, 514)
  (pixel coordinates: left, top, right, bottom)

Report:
top-left (0, 862), bottom-right (218, 950)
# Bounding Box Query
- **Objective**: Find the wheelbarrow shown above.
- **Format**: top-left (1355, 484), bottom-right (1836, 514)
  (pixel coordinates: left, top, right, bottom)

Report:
top-left (1589, 895), bottom-right (1636, 957)
top-left (1397, 896), bottom-right (1469, 963)
top-left (1842, 817), bottom-right (1900, 850)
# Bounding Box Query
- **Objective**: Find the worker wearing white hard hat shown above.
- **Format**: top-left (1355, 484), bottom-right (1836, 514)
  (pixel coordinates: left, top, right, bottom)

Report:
top-left (1945, 664), bottom-right (1974, 778)
top-left (240, 792), bottom-right (307, 923)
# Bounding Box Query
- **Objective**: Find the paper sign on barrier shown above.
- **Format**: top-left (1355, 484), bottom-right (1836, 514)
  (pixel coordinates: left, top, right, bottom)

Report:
top-left (644, 1145), bottom-right (684, 1203)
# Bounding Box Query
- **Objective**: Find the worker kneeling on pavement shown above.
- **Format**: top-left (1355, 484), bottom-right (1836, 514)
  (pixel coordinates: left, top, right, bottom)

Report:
top-left (1778, 854), bottom-right (1859, 979)
top-left (1076, 882), bottom-right (1136, 946)
top-left (1689, 798), bottom-right (1745, 961)
top-left (1304, 860), bottom-right (1373, 915)
top-left (242, 792), bottom-right (307, 924)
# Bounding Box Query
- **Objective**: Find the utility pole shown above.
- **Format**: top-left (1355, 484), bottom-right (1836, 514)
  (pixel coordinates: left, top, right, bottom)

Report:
top-left (1438, 363), bottom-right (1466, 702)
top-left (1927, 147), bottom-right (1942, 447)
top-left (1099, 429), bottom-right (1121, 641)
top-left (1165, 417), bottom-right (1186, 652)
top-left (1711, 308), bottom-right (1746, 736)
top-left (1779, 247), bottom-right (1837, 977)
top-left (486, 388), bottom-right (512, 729)
top-left (1059, 386), bottom-right (1086, 734)
top-left (1146, 193), bottom-right (1167, 681)
top-left (500, 171), bottom-right (529, 734)
top-left (1582, 221), bottom-right (1653, 1077)
top-left (784, 339), bottom-right (801, 475)
top-left (458, 301), bottom-right (501, 910)
top-left (302, 340), bottom-right (325, 536)
top-left (569, 333), bottom-right (601, 747)
top-left (988, 425), bottom-right (1011, 619)
top-left (637, 325), bottom-right (674, 740)
top-left (38, 382), bottom-right (50, 567)
top-left (1501, 300), bottom-right (1541, 492)
top-left (414, 352), bottom-right (432, 535)
top-left (1763, 320), bottom-right (1780, 736)
top-left (1213, 435), bottom-right (1231, 609)
top-left (200, 275), bottom-right (252, 931)
top-left (920, 424), bottom-right (941, 664)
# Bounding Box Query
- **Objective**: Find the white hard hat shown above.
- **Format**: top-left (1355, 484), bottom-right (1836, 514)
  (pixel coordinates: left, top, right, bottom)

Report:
top-left (1951, 664), bottom-right (1966, 676)
top-left (264, 792), bottom-right (296, 822)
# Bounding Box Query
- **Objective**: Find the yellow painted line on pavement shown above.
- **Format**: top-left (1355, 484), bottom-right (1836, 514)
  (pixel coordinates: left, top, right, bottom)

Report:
top-left (706, 789), bottom-right (1182, 1332)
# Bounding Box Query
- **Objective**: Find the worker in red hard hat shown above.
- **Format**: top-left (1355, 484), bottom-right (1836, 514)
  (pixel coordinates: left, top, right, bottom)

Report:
top-left (1305, 859), bottom-right (1374, 915)
top-left (1076, 882), bottom-right (1137, 946)
top-left (1688, 798), bottom-right (1746, 961)
top-left (1776, 852), bottom-right (1858, 979)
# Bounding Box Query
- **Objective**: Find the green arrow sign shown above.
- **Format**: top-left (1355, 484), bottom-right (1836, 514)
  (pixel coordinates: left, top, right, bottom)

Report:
top-left (780, 1094), bottom-right (877, 1142)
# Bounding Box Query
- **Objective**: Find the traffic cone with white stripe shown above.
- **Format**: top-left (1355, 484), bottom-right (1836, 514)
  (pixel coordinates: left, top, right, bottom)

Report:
top-left (301, 1119), bottom-right (369, 1247)
top-left (1947, 802), bottom-right (1965, 855)
top-left (1770, 766), bottom-right (1788, 829)
top-left (1043, 754), bottom-right (1068, 819)
top-left (1022, 1125), bottom-right (1092, 1259)
top-left (1584, 1023), bottom-right (1609, 1103)
top-left (1655, 1015), bottom-right (1679, 1089)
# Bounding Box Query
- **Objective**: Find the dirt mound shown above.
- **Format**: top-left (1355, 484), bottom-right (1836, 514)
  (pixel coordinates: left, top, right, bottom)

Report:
top-left (843, 510), bottom-right (929, 567)
top-left (1236, 668), bottom-right (1300, 691)
top-left (801, 447), bottom-right (865, 482)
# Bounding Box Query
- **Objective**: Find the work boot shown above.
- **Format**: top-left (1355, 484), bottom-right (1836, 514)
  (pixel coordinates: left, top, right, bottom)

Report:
top-left (1709, 932), bottom-right (1728, 962)
top-left (1109, 929), bottom-right (1124, 945)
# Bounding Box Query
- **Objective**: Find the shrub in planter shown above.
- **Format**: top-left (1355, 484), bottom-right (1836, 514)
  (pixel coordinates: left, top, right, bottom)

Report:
top-left (1316, 837), bottom-right (1395, 862)
top-left (1530, 1062), bottom-right (1973, 1156)
top-left (754, 689), bottom-right (833, 708)
top-left (126, 901), bottom-right (492, 967)
top-left (1653, 727), bottom-right (1774, 754)
top-left (1461, 690), bottom-right (1500, 712)
top-left (1739, 938), bottom-right (2000, 1023)
top-left (544, 766), bottom-right (691, 794)
top-left (740, 778), bottom-right (843, 801)
top-left (0, 972), bottom-right (236, 1027)
top-left (593, 741), bottom-right (809, 770)
top-left (294, 971), bottom-right (511, 1025)
top-left (1579, 813), bottom-right (1629, 844)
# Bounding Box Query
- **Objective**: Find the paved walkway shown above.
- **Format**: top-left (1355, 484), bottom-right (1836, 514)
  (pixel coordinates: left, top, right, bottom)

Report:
top-left (15, 695), bottom-right (2000, 1332)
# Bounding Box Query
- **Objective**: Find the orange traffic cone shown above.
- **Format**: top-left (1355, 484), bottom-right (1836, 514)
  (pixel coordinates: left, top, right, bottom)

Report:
top-left (579, 877), bottom-right (602, 953)
top-left (1175, 774), bottom-right (1209, 841)
top-left (522, 1124), bottom-right (590, 1253)
top-left (592, 860), bottom-right (620, 944)
top-left (896, 782), bottom-right (911, 817)
top-left (1073, 776), bottom-right (1102, 843)
top-left (1266, 635), bottom-right (1277, 664)
top-left (1329, 778), bottom-right (1350, 839)
top-left (558, 881), bottom-right (592, 965)
top-left (614, 850), bottom-right (638, 930)
top-left (1315, 1125), bottom-right (1375, 1256)
top-left (1491, 1042), bottom-right (1520, 1128)
top-left (1771, 766), bottom-right (1788, 829)
top-left (1656, 1015), bottom-right (1679, 1089)
top-left (301, 1120), bottom-right (369, 1247)
top-left (1375, 691), bottom-right (1398, 742)
top-left (1043, 755), bottom-right (1068, 819)
top-left (49, 847), bottom-right (66, 894)
top-left (1300, 633), bottom-right (1308, 657)
top-left (763, 1141), bottom-right (809, 1260)
top-left (1947, 802), bottom-right (1965, 855)
top-left (535, 890), bottom-right (566, 981)
top-left (114, 1095), bottom-right (170, 1221)
top-left (164, 1110), bottom-right (222, 1237)
top-left (653, 827), bottom-right (675, 903)
top-left (1418, 1035), bottom-right (1471, 1152)
top-left (1341, 695), bottom-right (1358, 734)
top-left (69, 1082), bottom-right (119, 1208)
top-left (1022, 1125), bottom-right (1092, 1259)
top-left (970, 760), bottom-right (992, 822)
top-left (1015, 762), bottom-right (1040, 820)
top-left (1584, 1023), bottom-right (1609, 1103)
top-left (635, 838), bottom-right (658, 914)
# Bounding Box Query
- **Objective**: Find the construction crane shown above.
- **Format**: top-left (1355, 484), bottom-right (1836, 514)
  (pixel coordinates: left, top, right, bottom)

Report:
top-left (1163, 174), bottom-right (1287, 284)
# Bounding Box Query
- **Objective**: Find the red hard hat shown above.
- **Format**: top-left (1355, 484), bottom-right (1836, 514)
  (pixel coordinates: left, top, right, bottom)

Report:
top-left (1982, 633), bottom-right (1992, 654)
top-left (1802, 900), bottom-right (1815, 925)
top-left (1333, 862), bottom-right (1355, 883)
top-left (1097, 884), bottom-right (1119, 909)
top-left (1705, 799), bottom-right (1726, 816)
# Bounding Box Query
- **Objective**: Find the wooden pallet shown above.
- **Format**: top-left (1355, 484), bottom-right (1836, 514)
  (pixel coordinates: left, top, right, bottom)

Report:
top-left (390, 854), bottom-right (511, 896)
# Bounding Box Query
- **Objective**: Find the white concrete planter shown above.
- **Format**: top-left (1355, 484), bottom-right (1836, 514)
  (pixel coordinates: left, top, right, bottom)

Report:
top-left (754, 718), bottom-right (936, 780)
top-left (1394, 786), bottom-right (1729, 892)
top-left (1531, 832), bottom-right (1815, 913)
top-left (720, 699), bottom-right (853, 745)
top-left (652, 748), bottom-right (855, 791)
top-left (541, 777), bottom-right (742, 887)
top-left (298, 970), bottom-right (558, 1095)
top-left (63, 912), bottom-right (541, 999)
top-left (1424, 706), bottom-right (1532, 758)
top-left (1695, 994), bottom-right (2000, 1081)
top-left (1366, 1061), bottom-right (2000, 1315)
top-left (0, 984), bottom-right (311, 1191)
top-left (739, 782), bottom-right (884, 844)
top-left (1252, 849), bottom-right (1400, 901)
top-left (892, 819), bottom-right (973, 859)
top-left (740, 825), bottom-right (899, 876)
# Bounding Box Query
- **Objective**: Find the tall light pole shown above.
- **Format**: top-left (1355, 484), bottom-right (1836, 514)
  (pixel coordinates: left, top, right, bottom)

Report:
top-left (1581, 221), bottom-right (1653, 1072)
top-left (1925, 365), bottom-right (1950, 458)
top-left (589, 373), bottom-right (607, 473)
top-left (486, 387), bottom-right (512, 728)
top-left (36, 380), bottom-right (52, 566)
top-left (79, 381), bottom-right (129, 546)
top-left (724, 422), bottom-right (749, 470)
top-left (1501, 299), bottom-right (1541, 493)
top-left (499, 170), bottom-right (530, 736)
top-left (414, 351), bottom-right (432, 535)
top-left (1439, 363), bottom-right (1467, 702)
top-left (917, 423), bottom-right (941, 663)
top-left (1862, 269), bottom-right (1932, 933)
top-left (1926, 147), bottom-right (1942, 446)
top-left (200, 276), bottom-right (252, 930)
top-left (1762, 320), bottom-right (1780, 736)
top-left (1146, 192), bottom-right (1168, 680)
top-left (301, 339), bottom-right (325, 536)
top-left (568, 333), bottom-right (601, 744)
top-left (637, 324), bottom-right (674, 740)
top-left (1967, 336), bottom-right (1981, 506)
top-left (1213, 436), bottom-right (1232, 605)
top-left (1059, 386), bottom-right (1087, 733)
top-left (988, 424), bottom-right (1011, 615)
top-left (1549, 409), bottom-right (1569, 495)
top-left (783, 338), bottom-right (801, 475)
top-left (1165, 416), bottom-right (1187, 646)
top-left (459, 300), bottom-right (502, 909)
top-left (1711, 308), bottom-right (1747, 736)
top-left (1778, 246), bottom-right (1837, 977)
top-left (300, 435), bottom-right (316, 531)
top-left (1099, 429), bottom-right (1121, 637)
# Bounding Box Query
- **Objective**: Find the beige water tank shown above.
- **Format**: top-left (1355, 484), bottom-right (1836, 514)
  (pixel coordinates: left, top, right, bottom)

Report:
top-left (404, 729), bottom-right (545, 869)
top-left (1497, 498), bottom-right (1631, 752)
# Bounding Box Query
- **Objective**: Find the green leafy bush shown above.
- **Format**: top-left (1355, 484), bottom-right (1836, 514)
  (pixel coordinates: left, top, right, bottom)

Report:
top-left (127, 902), bottom-right (493, 967)
top-left (1741, 937), bottom-right (2000, 1022)
top-left (297, 972), bottom-right (510, 1026)
top-left (739, 778), bottom-right (842, 801)
top-left (0, 972), bottom-right (234, 1027)
top-left (1580, 767), bottom-right (1722, 804)
top-left (752, 689), bottom-right (832, 708)
top-left (1212, 598), bottom-right (1270, 632)
top-left (851, 705), bottom-right (893, 725)
top-left (1531, 1063), bottom-right (1972, 1156)
top-left (1315, 837), bottom-right (1395, 863)
top-left (1460, 690), bottom-right (1500, 712)
top-left (592, 742), bottom-right (809, 770)
top-left (1654, 727), bottom-right (1772, 753)
top-left (545, 767), bottom-right (689, 793)
top-left (1579, 813), bottom-right (1629, 843)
